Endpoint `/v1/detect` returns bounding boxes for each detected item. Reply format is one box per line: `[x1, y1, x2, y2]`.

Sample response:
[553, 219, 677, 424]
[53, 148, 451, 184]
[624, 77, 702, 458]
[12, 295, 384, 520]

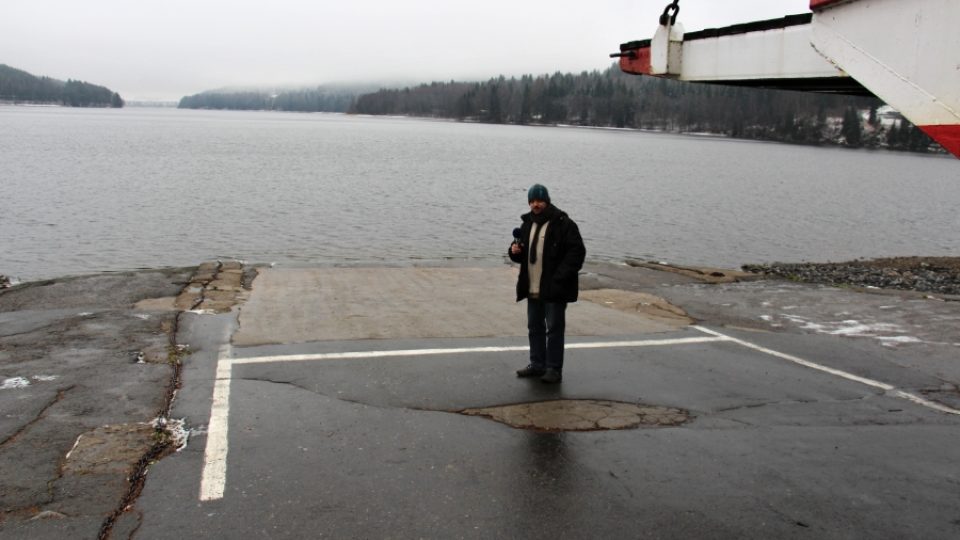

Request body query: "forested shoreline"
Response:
[350, 67, 938, 153]
[178, 84, 377, 113]
[0, 64, 123, 107]
[177, 65, 938, 153]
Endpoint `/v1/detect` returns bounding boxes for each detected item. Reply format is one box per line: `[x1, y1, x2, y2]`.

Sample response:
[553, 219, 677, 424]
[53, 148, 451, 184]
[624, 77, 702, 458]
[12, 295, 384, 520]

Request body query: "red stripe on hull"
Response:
[810, 0, 855, 10]
[919, 125, 960, 159]
[619, 46, 652, 75]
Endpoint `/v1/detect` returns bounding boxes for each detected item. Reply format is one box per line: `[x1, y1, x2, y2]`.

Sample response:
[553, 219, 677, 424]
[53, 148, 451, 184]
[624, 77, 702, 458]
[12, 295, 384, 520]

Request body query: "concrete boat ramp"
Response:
[2, 262, 959, 538]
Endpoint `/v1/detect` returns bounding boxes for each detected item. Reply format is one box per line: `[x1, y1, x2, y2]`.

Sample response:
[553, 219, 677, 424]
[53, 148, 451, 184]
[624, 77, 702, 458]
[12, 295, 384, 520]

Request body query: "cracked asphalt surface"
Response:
[0, 268, 192, 538]
[3, 262, 959, 539]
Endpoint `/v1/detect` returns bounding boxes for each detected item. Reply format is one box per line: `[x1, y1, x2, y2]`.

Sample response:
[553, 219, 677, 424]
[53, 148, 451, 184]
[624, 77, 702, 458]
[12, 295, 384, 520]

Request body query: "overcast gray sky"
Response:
[2, 1, 811, 101]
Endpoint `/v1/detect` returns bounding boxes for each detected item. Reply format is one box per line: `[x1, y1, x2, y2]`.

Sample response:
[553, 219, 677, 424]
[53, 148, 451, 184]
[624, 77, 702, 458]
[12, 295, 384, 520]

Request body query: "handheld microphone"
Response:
[512, 227, 523, 245]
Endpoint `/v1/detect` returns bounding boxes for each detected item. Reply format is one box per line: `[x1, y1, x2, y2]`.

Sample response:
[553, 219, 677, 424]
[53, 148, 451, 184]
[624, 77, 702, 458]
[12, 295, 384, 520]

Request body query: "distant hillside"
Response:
[178, 84, 381, 112]
[0, 64, 123, 107]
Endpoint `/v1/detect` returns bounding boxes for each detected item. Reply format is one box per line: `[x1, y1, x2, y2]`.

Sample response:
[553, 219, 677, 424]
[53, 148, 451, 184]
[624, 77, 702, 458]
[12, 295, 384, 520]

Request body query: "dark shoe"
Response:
[540, 369, 562, 383]
[516, 364, 546, 378]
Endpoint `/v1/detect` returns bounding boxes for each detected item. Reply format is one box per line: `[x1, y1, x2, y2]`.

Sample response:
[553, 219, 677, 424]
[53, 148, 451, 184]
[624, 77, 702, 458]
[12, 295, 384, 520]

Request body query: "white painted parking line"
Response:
[199, 329, 960, 501]
[199, 341, 234, 501]
[230, 336, 727, 366]
[198, 335, 726, 501]
[693, 325, 960, 417]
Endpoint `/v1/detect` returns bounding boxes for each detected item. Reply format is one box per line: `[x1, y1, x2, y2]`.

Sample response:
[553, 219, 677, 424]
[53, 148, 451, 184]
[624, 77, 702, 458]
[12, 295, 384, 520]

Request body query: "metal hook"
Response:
[659, 0, 680, 26]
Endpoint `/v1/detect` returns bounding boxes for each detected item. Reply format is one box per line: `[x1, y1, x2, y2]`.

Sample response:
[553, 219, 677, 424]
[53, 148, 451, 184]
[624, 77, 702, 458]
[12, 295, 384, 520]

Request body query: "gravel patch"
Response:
[742, 257, 960, 296]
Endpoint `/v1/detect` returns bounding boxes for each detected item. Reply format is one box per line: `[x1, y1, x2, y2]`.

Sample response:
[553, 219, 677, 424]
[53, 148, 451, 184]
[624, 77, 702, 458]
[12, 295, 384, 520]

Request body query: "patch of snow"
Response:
[29, 510, 66, 521]
[877, 336, 922, 344]
[186, 309, 215, 315]
[152, 417, 189, 451]
[796, 321, 829, 333]
[777, 314, 920, 345]
[65, 434, 83, 460]
[759, 315, 773, 322]
[133, 313, 151, 320]
[829, 322, 902, 336]
[78, 312, 93, 317]
[2, 377, 31, 389]
[32, 375, 57, 382]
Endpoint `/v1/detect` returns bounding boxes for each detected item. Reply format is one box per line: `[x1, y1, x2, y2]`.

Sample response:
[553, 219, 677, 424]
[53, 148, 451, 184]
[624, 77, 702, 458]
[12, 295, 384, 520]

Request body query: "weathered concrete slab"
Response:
[0, 267, 192, 537]
[173, 261, 250, 313]
[579, 288, 693, 325]
[233, 267, 686, 346]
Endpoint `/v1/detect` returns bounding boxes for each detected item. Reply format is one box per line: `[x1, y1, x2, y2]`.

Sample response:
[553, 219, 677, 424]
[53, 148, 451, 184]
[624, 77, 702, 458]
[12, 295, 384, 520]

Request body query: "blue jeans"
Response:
[527, 299, 567, 371]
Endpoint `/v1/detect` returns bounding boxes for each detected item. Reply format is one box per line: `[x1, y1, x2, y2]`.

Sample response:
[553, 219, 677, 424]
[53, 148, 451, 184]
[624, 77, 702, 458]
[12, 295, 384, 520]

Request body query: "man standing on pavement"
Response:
[508, 184, 586, 383]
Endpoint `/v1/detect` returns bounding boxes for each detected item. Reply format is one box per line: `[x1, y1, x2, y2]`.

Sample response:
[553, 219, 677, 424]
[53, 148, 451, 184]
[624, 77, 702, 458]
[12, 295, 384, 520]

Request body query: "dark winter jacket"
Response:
[508, 205, 586, 303]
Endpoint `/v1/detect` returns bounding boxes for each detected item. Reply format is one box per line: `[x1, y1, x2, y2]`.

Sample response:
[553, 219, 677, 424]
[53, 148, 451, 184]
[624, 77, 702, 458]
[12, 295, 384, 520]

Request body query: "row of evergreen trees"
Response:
[178, 85, 371, 112]
[350, 66, 938, 152]
[0, 64, 123, 107]
[838, 105, 934, 152]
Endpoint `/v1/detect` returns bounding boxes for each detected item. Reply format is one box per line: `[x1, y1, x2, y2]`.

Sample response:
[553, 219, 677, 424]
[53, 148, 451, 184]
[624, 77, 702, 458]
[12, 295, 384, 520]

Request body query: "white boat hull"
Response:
[616, 0, 960, 158]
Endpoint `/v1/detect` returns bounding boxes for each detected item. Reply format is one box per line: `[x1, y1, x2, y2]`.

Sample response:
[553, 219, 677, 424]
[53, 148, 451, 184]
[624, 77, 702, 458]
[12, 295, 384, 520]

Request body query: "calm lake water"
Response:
[2, 106, 958, 281]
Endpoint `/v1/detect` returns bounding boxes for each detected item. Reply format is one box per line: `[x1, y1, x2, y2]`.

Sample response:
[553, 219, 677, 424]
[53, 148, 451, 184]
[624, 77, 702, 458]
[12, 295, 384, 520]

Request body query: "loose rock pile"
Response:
[742, 257, 960, 296]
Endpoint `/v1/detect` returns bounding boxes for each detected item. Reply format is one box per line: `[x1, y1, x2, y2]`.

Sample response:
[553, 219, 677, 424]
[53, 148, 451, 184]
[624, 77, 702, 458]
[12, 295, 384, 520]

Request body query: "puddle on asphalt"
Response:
[461, 399, 691, 432]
